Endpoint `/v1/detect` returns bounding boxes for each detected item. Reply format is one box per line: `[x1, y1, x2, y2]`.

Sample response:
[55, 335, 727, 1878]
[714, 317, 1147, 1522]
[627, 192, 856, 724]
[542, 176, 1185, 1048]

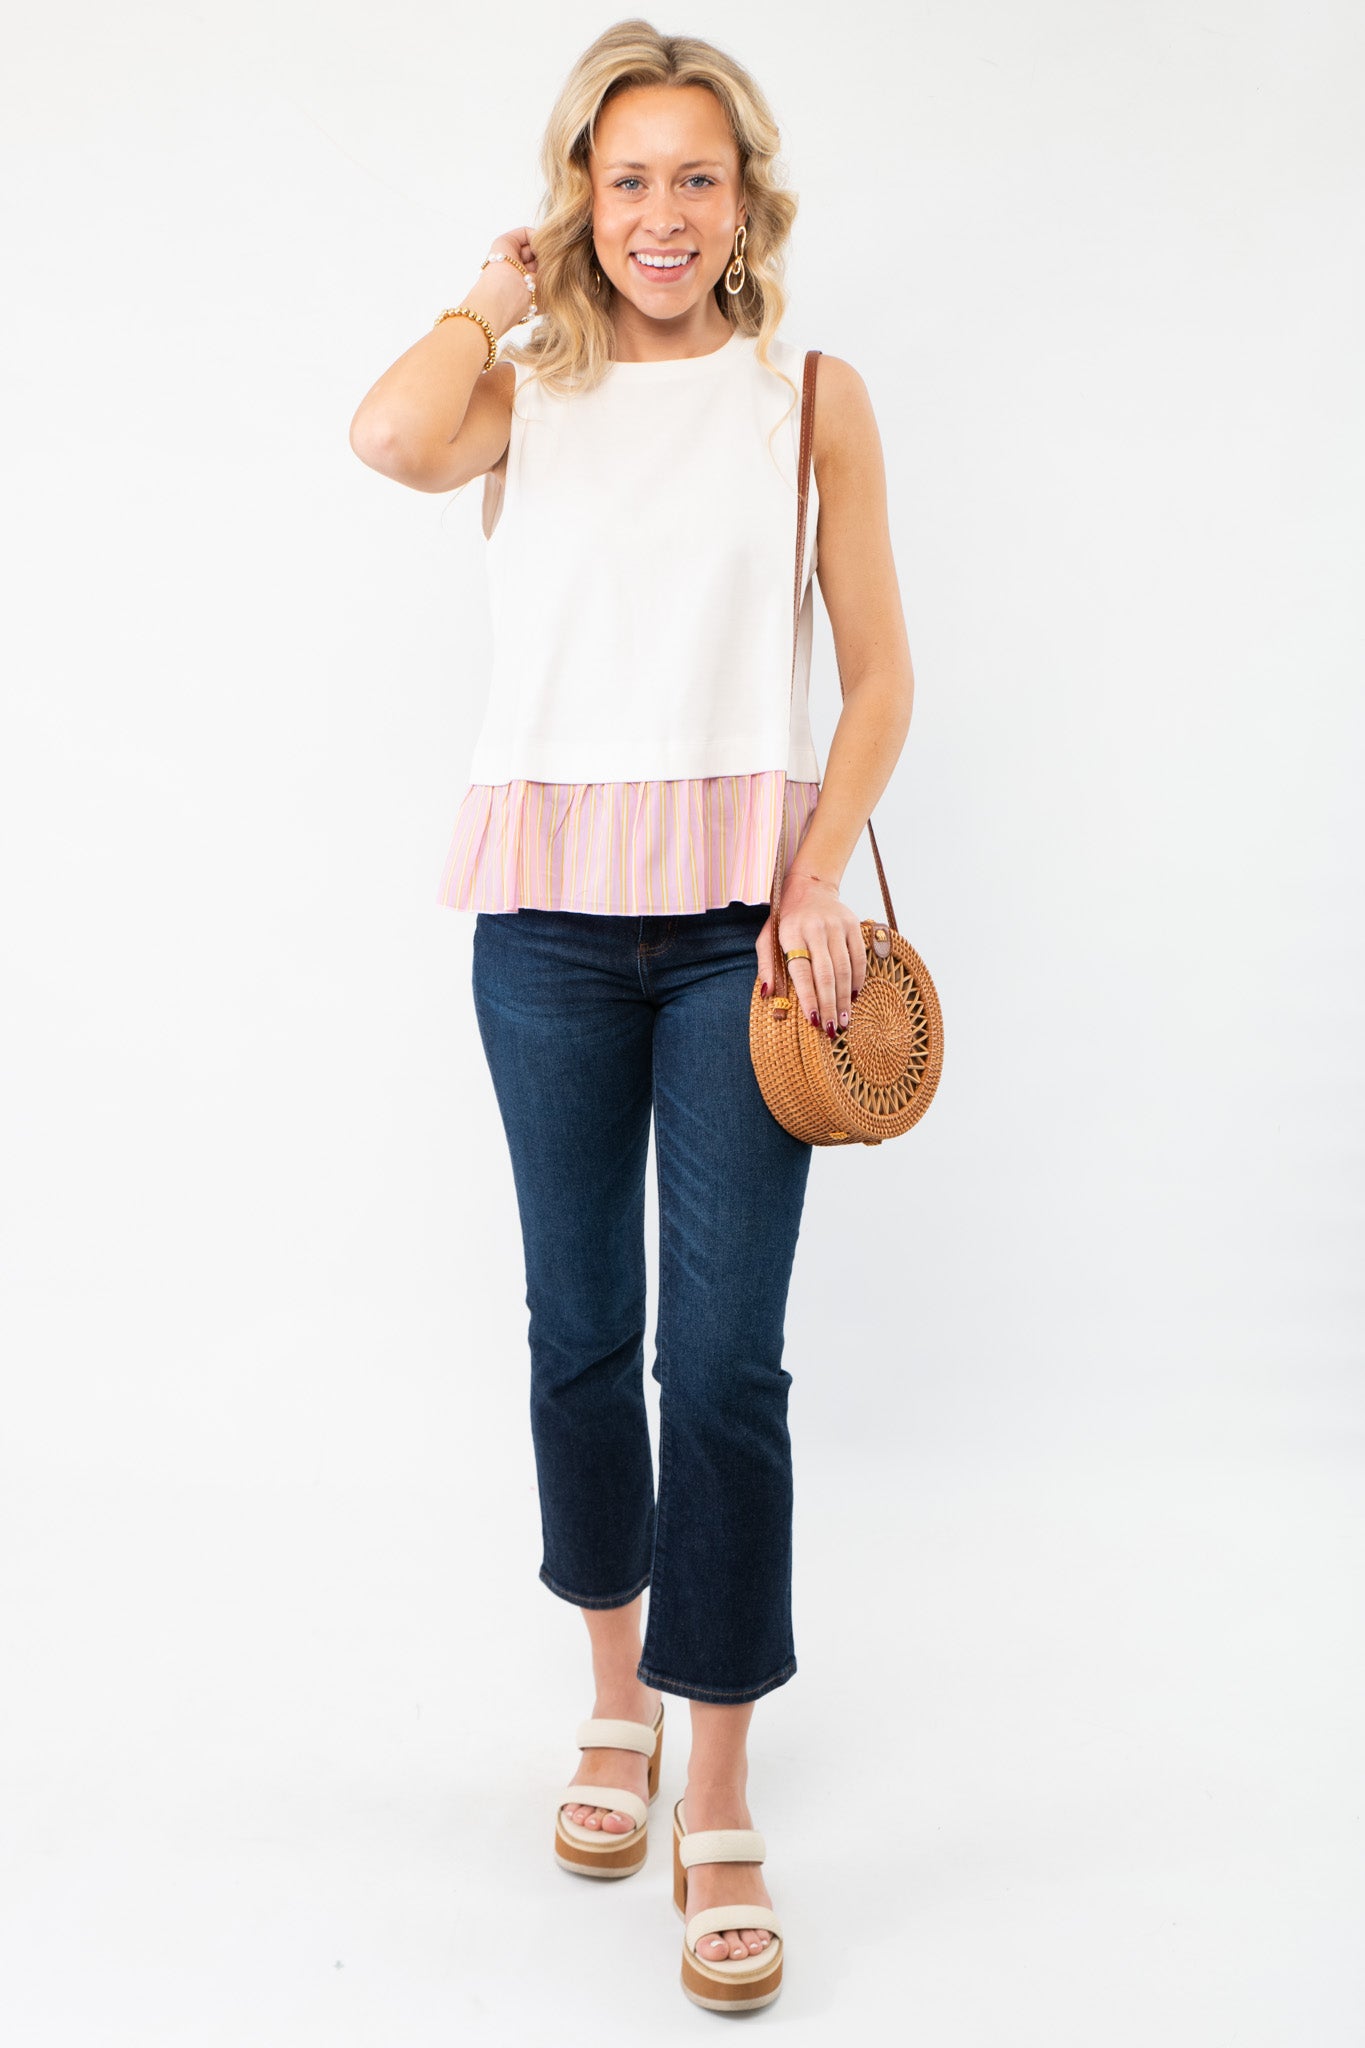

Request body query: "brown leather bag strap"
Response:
[768, 350, 897, 999]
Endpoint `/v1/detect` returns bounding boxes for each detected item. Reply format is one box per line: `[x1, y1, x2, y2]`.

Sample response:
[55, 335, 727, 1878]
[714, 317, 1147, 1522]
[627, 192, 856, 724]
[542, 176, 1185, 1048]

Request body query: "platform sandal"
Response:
[672, 1795, 784, 2012]
[552, 1699, 665, 1879]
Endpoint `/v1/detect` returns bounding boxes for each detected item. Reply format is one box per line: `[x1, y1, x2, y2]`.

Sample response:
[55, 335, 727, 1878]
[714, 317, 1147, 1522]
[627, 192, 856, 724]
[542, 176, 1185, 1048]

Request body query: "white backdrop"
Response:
[2, 2, 1361, 2042]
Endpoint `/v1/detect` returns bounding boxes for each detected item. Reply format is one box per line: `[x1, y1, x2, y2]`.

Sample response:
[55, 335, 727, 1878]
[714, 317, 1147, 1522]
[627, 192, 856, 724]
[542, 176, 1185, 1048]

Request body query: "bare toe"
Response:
[702, 1928, 747, 1960]
[740, 1928, 765, 1951]
[601, 1808, 634, 1834]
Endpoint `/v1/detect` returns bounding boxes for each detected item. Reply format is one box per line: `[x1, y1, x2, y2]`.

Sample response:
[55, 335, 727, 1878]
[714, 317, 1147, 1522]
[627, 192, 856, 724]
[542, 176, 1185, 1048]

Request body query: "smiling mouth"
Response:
[630, 251, 699, 276]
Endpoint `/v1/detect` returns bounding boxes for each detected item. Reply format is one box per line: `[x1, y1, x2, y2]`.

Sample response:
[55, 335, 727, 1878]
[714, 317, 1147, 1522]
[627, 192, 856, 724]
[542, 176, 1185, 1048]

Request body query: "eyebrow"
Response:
[603, 159, 727, 171]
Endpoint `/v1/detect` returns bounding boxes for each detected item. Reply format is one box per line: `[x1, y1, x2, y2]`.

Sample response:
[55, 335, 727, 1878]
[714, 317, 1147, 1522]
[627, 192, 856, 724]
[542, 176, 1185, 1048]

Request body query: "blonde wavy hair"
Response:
[500, 18, 801, 432]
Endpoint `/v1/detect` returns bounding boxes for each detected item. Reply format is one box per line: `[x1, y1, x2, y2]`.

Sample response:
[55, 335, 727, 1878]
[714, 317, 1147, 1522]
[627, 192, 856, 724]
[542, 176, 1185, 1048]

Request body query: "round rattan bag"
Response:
[750, 905, 944, 1147]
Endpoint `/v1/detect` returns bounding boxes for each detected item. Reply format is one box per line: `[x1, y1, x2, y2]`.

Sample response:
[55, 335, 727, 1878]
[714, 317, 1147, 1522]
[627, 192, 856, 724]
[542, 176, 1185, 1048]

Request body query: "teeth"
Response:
[634, 252, 693, 268]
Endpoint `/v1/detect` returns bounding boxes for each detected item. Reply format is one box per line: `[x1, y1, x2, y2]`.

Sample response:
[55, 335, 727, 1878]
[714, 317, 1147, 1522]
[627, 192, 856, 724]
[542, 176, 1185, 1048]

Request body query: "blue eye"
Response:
[614, 175, 716, 191]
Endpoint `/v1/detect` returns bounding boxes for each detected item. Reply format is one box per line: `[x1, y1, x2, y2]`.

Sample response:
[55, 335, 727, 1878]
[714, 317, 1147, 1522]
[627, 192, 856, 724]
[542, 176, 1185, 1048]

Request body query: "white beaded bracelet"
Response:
[481, 251, 538, 322]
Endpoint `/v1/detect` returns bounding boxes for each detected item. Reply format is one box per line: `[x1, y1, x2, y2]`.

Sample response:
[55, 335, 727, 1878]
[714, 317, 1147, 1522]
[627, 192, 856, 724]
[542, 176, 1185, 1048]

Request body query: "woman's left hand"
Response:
[755, 870, 866, 1039]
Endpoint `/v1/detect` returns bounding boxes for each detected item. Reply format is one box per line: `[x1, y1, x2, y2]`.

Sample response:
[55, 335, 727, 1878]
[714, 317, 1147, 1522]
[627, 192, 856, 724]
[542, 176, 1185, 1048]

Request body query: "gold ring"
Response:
[783, 947, 811, 963]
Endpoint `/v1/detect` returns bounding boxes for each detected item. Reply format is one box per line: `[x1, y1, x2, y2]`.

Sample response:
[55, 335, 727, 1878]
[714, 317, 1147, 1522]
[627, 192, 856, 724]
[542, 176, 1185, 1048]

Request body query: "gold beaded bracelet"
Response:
[433, 253, 538, 372]
[433, 305, 499, 372]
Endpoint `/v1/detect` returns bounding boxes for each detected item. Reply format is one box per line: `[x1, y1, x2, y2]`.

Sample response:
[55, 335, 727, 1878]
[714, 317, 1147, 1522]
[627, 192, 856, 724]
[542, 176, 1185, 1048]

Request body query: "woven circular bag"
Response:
[749, 347, 944, 1147]
[750, 914, 943, 1147]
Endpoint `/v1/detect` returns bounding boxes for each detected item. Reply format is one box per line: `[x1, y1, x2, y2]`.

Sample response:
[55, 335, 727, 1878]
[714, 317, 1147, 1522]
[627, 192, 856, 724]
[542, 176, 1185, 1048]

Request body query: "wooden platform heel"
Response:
[552, 1699, 665, 1879]
[672, 1795, 784, 2012]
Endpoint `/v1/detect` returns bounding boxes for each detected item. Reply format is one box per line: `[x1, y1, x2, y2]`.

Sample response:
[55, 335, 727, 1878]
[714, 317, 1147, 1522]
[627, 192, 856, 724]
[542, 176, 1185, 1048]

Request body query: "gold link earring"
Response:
[724, 222, 747, 297]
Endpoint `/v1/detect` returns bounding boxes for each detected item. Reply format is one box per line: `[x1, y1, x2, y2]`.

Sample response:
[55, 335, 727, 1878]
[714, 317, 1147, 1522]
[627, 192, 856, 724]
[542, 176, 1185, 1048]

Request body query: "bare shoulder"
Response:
[808, 353, 882, 489]
[487, 355, 517, 405]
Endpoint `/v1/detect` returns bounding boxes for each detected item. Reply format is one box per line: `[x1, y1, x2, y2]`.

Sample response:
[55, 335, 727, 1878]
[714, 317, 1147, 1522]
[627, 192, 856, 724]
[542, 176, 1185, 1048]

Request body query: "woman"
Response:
[349, 19, 914, 2014]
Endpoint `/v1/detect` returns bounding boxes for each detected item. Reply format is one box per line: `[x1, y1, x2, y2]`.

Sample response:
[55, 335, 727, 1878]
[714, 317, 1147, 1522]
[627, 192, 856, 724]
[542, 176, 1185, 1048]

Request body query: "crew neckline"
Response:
[608, 328, 744, 373]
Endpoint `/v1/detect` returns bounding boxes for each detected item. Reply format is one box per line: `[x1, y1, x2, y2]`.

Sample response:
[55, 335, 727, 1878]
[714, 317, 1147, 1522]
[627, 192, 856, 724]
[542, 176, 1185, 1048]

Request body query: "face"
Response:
[588, 83, 746, 332]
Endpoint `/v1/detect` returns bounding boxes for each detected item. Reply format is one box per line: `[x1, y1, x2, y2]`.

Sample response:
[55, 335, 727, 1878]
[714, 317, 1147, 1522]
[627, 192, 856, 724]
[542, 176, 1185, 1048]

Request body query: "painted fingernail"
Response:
[761, 981, 768, 997]
[839, 1010, 848, 1027]
[827, 1021, 835, 1038]
[809, 1010, 819, 1027]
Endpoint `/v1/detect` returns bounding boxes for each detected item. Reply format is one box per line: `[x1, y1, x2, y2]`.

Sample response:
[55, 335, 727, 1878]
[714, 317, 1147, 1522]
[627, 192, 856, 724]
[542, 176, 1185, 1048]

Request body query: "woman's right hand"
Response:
[475, 226, 540, 335]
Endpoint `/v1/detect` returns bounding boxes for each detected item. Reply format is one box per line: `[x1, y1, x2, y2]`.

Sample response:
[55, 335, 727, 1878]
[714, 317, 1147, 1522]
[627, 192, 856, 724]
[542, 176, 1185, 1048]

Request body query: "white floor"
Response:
[3, 1413, 1360, 2046]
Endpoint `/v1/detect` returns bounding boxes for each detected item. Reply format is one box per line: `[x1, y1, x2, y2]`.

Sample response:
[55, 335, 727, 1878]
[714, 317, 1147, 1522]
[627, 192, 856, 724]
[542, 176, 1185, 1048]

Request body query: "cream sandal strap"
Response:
[574, 1717, 658, 1756]
[678, 1827, 766, 1868]
[686, 1905, 784, 1949]
[557, 1784, 648, 1829]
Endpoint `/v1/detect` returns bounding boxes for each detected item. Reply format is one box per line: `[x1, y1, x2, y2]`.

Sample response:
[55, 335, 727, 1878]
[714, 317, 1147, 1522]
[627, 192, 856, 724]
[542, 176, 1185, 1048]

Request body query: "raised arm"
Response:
[348, 229, 538, 494]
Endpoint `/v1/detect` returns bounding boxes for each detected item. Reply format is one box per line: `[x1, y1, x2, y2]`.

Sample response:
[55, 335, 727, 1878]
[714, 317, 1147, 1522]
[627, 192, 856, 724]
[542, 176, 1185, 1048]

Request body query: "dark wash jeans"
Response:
[471, 900, 814, 1704]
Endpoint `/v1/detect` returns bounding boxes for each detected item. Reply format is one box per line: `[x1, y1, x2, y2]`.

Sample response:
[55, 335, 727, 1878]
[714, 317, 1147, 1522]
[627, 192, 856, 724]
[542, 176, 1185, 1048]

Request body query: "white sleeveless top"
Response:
[468, 328, 821, 785]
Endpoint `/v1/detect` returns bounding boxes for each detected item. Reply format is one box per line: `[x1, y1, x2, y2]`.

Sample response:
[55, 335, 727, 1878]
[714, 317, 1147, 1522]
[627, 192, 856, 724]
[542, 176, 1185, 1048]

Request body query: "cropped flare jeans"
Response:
[471, 900, 814, 1704]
